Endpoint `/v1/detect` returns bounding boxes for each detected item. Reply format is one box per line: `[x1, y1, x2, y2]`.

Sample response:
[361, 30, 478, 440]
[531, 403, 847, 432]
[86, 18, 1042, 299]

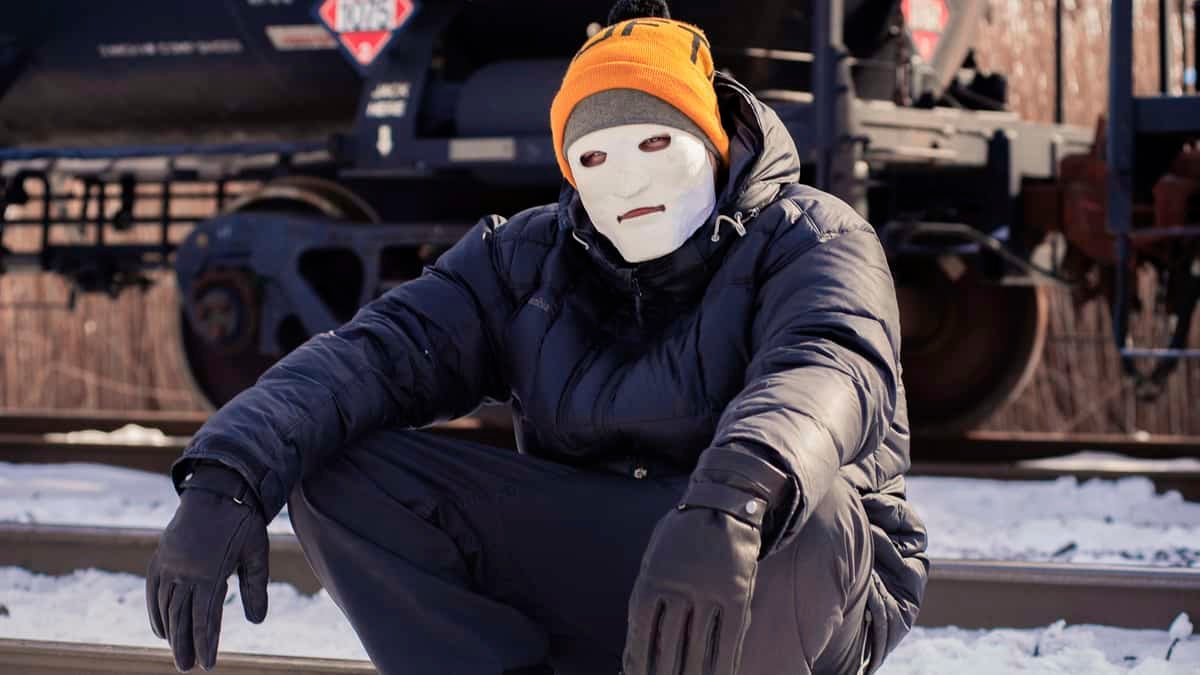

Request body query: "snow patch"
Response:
[0, 567, 1196, 673]
[0, 462, 294, 534]
[880, 622, 1200, 674]
[907, 475, 1200, 566]
[43, 424, 182, 446]
[1022, 451, 1200, 472]
[0, 567, 367, 660]
[2, 462, 1198, 564]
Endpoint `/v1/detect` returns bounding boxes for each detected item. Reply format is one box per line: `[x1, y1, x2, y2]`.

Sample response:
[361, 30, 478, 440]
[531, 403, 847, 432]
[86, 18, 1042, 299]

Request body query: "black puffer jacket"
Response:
[175, 73, 928, 663]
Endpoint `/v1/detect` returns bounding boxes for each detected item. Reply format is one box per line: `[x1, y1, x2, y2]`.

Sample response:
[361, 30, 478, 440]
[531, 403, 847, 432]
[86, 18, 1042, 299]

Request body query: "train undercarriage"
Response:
[2, 0, 1198, 435]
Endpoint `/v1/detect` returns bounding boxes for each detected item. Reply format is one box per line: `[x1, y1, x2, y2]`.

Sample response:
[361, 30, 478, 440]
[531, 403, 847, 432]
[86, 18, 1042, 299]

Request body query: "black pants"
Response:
[288, 430, 873, 675]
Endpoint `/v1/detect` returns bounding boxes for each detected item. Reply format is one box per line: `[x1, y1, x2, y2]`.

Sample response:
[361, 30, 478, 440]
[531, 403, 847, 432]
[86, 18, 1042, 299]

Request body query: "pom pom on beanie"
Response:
[607, 0, 670, 24]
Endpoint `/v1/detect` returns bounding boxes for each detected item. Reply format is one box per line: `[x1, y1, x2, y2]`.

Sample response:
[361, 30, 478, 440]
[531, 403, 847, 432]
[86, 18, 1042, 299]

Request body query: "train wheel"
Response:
[897, 263, 1049, 434]
[176, 176, 376, 410]
[176, 266, 277, 410]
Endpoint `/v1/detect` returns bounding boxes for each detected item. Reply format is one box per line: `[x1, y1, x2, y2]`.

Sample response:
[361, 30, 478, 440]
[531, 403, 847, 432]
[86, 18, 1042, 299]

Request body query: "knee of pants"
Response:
[284, 458, 385, 552]
[286, 476, 330, 550]
[744, 478, 872, 674]
[789, 477, 874, 603]
[283, 431, 428, 538]
[286, 450, 490, 585]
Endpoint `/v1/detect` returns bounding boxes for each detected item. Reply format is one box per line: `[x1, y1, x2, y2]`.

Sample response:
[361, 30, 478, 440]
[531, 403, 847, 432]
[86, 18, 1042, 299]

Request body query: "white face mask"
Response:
[567, 123, 716, 263]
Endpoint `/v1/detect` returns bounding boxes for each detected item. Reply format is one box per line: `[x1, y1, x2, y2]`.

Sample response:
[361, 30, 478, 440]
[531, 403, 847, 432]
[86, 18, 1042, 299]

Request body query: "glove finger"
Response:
[237, 547, 269, 624]
[168, 584, 196, 672]
[698, 606, 730, 675]
[193, 581, 226, 671]
[654, 599, 693, 675]
[146, 560, 165, 640]
[712, 602, 753, 675]
[158, 580, 176, 643]
[623, 593, 659, 675]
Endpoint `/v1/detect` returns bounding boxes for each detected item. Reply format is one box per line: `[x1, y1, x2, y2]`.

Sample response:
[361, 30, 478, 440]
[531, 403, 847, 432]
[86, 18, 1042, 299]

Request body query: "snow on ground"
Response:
[0, 567, 1197, 674]
[0, 462, 295, 534]
[907, 475, 1200, 566]
[881, 622, 1199, 674]
[3, 460, 1199, 564]
[1021, 451, 1200, 472]
[42, 424, 183, 447]
[2, 438, 1200, 672]
[0, 567, 367, 660]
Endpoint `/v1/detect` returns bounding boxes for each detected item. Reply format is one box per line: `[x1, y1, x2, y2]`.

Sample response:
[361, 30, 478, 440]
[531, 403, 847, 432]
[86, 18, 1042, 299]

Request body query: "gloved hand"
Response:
[147, 462, 270, 672]
[622, 448, 793, 675]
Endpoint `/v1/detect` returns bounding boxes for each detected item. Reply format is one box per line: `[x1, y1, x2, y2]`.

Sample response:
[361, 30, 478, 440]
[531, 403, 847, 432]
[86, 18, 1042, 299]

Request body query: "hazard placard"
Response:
[315, 0, 417, 70]
[902, 0, 949, 63]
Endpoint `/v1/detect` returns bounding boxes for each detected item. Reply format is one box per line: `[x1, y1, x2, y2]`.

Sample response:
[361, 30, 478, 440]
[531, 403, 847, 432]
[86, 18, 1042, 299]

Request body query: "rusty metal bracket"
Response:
[881, 219, 1078, 286]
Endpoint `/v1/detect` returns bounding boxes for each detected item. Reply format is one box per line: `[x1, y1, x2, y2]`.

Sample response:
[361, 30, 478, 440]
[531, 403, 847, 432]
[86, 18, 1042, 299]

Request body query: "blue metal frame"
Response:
[0, 140, 327, 162]
[1106, 0, 1200, 393]
[176, 211, 468, 355]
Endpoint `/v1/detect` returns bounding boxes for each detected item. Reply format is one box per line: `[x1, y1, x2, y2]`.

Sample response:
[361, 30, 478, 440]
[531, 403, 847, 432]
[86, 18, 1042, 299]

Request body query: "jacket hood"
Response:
[557, 73, 803, 299]
[713, 71, 803, 214]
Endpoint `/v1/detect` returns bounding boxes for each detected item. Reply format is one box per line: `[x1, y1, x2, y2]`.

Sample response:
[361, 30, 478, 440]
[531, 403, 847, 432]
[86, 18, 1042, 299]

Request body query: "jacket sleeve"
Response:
[172, 218, 512, 518]
[710, 200, 902, 555]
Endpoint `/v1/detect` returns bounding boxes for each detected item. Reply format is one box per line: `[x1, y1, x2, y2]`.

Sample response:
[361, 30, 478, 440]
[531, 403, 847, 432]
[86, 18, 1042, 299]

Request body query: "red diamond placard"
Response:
[316, 0, 416, 68]
[902, 0, 950, 63]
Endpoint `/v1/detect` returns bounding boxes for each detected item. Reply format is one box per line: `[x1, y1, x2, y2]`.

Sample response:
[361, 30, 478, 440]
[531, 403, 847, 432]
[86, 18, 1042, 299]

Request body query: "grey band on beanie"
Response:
[562, 88, 721, 159]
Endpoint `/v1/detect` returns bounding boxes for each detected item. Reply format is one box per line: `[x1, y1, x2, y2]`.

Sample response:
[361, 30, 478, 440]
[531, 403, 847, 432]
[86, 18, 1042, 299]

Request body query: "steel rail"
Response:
[0, 523, 1196, 630]
[3, 434, 1197, 500]
[0, 410, 209, 436]
[0, 523, 321, 593]
[0, 638, 374, 674]
[3, 410, 1197, 460]
[2, 411, 1198, 454]
[924, 558, 1200, 629]
[0, 410, 512, 441]
[0, 433, 189, 474]
[0, 421, 517, 475]
[912, 430, 1200, 462]
[910, 461, 1200, 500]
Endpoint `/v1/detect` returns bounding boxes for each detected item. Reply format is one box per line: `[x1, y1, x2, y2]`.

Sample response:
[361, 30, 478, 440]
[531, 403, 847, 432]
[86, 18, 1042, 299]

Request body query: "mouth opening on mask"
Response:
[617, 205, 667, 222]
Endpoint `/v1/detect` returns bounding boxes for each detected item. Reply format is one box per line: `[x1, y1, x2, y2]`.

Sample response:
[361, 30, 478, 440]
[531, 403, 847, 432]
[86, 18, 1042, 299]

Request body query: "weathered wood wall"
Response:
[1, 0, 1198, 432]
[1, 186, 212, 411]
[973, 0, 1200, 433]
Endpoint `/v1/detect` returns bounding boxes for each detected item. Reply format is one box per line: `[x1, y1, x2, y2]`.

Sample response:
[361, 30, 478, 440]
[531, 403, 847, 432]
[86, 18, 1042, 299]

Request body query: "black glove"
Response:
[147, 462, 270, 672]
[623, 448, 792, 675]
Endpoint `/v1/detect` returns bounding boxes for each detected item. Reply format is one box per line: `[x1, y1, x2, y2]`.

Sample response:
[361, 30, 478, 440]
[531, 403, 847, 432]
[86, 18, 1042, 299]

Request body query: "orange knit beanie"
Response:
[550, 7, 730, 186]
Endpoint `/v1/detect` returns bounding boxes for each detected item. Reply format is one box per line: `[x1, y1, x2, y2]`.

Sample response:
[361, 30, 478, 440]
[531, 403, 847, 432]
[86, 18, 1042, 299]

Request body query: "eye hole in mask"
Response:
[577, 134, 672, 168]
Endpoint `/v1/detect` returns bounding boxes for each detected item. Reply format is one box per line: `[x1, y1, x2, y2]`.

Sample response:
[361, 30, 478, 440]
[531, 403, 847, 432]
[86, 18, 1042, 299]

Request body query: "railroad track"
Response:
[0, 523, 320, 593]
[0, 413, 516, 474]
[1, 522, 1196, 631]
[4, 412, 1196, 671]
[2, 409, 1198, 459]
[2, 435, 1196, 498]
[912, 430, 1200, 462]
[2, 414, 1197, 497]
[0, 638, 374, 674]
[911, 460, 1200, 500]
[4, 551, 1198, 674]
[0, 410, 211, 437]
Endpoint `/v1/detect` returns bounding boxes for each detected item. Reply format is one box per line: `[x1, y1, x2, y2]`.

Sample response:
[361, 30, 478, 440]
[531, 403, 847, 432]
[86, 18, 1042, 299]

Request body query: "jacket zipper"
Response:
[631, 275, 644, 327]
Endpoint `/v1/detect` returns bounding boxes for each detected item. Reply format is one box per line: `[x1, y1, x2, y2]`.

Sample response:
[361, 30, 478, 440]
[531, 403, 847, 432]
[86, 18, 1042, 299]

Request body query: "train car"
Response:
[1, 0, 1197, 434]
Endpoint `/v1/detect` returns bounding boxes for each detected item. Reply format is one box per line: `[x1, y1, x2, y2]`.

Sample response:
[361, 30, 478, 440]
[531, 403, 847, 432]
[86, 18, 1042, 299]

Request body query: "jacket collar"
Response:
[557, 73, 802, 297]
